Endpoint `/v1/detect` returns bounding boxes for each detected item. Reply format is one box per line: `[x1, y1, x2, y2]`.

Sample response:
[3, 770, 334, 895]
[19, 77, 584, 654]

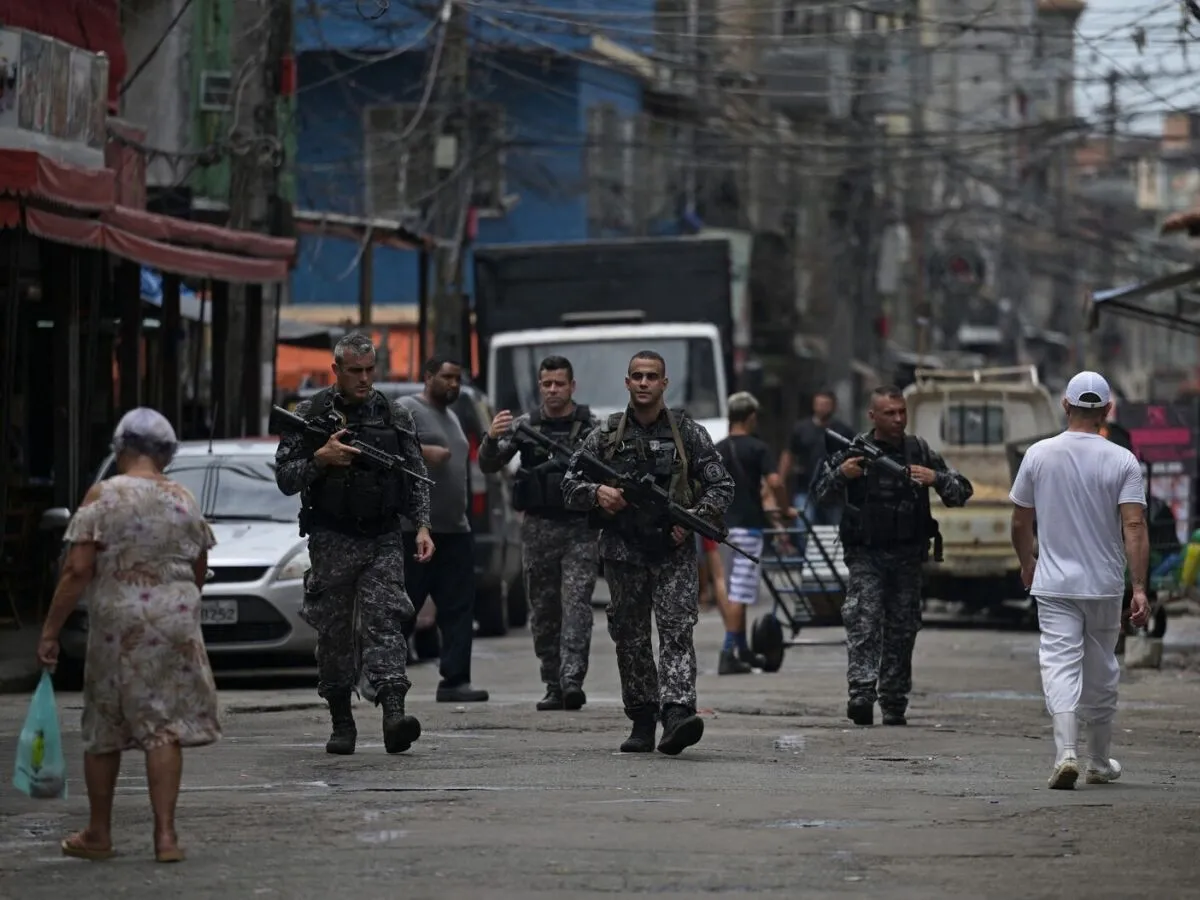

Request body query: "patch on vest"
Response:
[702, 461, 726, 483]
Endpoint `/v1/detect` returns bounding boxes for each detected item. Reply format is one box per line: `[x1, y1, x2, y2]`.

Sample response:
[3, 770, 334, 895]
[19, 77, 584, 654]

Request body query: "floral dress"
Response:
[64, 475, 222, 754]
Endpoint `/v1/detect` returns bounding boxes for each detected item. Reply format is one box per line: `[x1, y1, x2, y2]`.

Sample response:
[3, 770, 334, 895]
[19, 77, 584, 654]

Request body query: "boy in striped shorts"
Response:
[714, 393, 795, 674]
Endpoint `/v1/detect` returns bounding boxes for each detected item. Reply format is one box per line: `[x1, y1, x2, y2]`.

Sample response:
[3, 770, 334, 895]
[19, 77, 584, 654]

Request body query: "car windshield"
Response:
[165, 455, 300, 523]
[493, 337, 722, 418]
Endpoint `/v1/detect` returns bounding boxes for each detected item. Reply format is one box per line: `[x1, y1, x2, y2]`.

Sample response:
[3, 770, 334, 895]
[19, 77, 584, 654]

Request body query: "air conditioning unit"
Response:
[199, 70, 233, 112]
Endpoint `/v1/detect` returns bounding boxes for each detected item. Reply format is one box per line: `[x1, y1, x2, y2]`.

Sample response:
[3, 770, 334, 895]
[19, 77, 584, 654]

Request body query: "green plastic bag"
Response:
[12, 670, 68, 800]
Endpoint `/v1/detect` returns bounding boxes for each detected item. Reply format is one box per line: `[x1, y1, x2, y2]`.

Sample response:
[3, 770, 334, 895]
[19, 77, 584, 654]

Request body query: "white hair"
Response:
[728, 391, 759, 421]
[112, 407, 178, 467]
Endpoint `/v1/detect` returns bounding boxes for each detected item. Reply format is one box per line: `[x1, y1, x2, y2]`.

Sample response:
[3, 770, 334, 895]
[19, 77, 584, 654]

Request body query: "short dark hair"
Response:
[872, 384, 904, 401]
[423, 355, 461, 377]
[539, 355, 573, 381]
[628, 350, 665, 375]
[813, 388, 836, 404]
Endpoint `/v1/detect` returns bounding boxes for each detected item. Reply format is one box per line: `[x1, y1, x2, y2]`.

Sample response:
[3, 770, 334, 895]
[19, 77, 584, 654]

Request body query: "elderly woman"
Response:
[38, 407, 221, 864]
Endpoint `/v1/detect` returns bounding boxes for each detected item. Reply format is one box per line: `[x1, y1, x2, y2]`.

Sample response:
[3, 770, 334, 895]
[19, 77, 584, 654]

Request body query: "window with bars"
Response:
[941, 403, 1006, 446]
[586, 107, 696, 235]
[362, 103, 506, 219]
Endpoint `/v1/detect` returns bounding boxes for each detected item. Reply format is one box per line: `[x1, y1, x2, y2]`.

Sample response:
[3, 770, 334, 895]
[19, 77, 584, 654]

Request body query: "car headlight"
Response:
[273, 545, 311, 583]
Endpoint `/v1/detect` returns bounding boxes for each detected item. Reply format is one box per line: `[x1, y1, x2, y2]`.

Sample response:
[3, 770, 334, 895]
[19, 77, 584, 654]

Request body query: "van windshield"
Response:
[493, 337, 722, 418]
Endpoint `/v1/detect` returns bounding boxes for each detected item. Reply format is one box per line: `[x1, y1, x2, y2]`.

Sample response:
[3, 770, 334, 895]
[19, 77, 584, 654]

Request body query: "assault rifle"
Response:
[514, 422, 759, 564]
[825, 429, 944, 562]
[825, 429, 912, 482]
[269, 405, 435, 486]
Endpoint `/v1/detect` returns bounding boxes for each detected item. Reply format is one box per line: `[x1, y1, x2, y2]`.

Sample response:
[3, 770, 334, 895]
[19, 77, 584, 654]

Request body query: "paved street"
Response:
[3, 611, 1200, 899]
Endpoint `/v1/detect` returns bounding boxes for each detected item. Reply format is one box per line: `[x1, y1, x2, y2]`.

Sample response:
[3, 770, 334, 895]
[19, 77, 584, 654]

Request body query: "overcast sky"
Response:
[1074, 0, 1198, 134]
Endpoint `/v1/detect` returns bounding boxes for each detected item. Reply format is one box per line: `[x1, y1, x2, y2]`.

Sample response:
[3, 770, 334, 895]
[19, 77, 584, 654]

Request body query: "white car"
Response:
[51, 438, 317, 683]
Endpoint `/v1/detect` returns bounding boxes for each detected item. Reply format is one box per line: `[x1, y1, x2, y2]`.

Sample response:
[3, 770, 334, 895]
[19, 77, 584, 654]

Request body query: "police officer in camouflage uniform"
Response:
[275, 333, 434, 756]
[479, 355, 600, 712]
[811, 384, 973, 727]
[562, 350, 735, 756]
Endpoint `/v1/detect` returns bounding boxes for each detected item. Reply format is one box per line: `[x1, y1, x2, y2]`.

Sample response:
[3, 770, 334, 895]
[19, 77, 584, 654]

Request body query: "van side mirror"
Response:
[40, 508, 71, 531]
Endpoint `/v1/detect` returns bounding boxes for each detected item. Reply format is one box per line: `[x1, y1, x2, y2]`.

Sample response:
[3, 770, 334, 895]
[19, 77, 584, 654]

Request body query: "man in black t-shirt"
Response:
[714, 392, 795, 675]
[778, 390, 855, 527]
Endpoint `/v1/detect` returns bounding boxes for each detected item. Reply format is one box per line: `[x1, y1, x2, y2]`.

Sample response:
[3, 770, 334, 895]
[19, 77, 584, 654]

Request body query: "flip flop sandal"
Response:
[155, 847, 186, 863]
[61, 837, 115, 861]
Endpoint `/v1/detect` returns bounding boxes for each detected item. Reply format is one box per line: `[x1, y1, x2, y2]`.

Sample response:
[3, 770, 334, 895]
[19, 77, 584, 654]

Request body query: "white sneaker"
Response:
[1085, 758, 1123, 784]
[1048, 754, 1080, 790]
[1048, 712, 1080, 789]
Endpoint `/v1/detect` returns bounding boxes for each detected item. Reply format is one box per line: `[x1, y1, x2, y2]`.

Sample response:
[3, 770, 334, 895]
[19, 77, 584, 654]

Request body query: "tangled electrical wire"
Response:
[357, 0, 389, 19]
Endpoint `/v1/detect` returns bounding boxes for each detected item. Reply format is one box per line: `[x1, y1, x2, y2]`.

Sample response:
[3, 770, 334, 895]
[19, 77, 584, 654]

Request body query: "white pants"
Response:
[1036, 595, 1122, 725]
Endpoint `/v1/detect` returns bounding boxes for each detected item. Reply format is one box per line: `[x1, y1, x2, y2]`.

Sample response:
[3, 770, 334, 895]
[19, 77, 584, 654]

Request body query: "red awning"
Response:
[0, 197, 21, 228]
[104, 206, 294, 260]
[0, 149, 115, 210]
[0, 149, 296, 282]
[0, 0, 128, 109]
[26, 207, 291, 283]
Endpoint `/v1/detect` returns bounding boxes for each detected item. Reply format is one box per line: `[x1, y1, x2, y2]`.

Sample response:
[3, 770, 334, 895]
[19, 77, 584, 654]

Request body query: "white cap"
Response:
[1064, 371, 1112, 409]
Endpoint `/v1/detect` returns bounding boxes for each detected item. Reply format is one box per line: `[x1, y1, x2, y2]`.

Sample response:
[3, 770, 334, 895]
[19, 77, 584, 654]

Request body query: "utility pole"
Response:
[429, 0, 473, 365]
[908, 0, 930, 361]
[1087, 69, 1120, 369]
[228, 0, 288, 435]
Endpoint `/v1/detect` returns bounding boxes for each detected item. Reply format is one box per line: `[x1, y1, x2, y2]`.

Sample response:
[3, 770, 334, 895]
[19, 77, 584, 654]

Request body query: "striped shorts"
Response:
[721, 527, 765, 606]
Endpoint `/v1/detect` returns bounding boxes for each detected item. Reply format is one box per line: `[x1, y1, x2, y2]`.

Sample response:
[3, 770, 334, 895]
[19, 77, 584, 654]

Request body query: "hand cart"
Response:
[750, 514, 850, 672]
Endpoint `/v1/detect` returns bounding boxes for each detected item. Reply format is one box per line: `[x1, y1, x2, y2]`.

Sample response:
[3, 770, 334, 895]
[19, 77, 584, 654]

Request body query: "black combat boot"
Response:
[537, 685, 564, 711]
[620, 710, 657, 753]
[846, 700, 874, 726]
[657, 704, 705, 756]
[562, 685, 586, 711]
[378, 686, 422, 754]
[881, 704, 907, 726]
[718, 650, 753, 675]
[325, 693, 357, 756]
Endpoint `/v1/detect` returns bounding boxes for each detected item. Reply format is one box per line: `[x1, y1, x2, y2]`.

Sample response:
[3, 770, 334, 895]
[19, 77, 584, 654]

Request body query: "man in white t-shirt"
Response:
[1009, 371, 1150, 790]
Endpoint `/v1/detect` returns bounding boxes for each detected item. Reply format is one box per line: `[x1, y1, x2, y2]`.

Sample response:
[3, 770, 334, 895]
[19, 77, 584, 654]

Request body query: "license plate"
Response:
[201, 600, 238, 625]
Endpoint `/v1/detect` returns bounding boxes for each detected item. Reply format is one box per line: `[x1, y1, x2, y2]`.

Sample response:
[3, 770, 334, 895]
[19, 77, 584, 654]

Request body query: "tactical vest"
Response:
[593, 408, 701, 555]
[512, 405, 593, 517]
[302, 388, 410, 536]
[839, 433, 935, 553]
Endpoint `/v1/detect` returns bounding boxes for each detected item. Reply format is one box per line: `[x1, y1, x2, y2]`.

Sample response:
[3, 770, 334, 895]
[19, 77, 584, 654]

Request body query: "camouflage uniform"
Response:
[275, 387, 431, 754]
[479, 408, 600, 710]
[812, 433, 972, 726]
[562, 407, 734, 754]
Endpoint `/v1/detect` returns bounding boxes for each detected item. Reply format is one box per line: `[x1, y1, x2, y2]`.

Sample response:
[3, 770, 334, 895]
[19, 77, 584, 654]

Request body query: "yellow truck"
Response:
[903, 366, 1061, 620]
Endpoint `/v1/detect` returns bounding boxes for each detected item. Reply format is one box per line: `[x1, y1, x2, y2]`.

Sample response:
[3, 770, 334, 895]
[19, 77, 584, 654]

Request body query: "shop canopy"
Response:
[0, 149, 295, 283]
[1089, 207, 1200, 334]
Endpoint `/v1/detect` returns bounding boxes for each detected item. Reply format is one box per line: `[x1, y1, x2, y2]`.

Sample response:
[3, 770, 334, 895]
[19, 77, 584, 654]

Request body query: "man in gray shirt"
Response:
[398, 357, 490, 703]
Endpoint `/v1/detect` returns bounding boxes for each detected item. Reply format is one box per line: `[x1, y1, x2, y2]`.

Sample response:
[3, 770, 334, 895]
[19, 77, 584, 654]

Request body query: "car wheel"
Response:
[475, 583, 508, 637]
[507, 574, 528, 629]
[412, 626, 441, 661]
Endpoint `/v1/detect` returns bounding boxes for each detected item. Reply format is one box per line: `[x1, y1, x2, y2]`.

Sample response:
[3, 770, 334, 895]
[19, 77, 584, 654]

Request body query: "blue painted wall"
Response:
[291, 48, 646, 307]
[294, 0, 656, 56]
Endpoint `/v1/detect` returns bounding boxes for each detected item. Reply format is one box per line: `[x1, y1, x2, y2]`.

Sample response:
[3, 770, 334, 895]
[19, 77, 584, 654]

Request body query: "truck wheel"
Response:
[506, 574, 528, 629]
[475, 583, 508, 637]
